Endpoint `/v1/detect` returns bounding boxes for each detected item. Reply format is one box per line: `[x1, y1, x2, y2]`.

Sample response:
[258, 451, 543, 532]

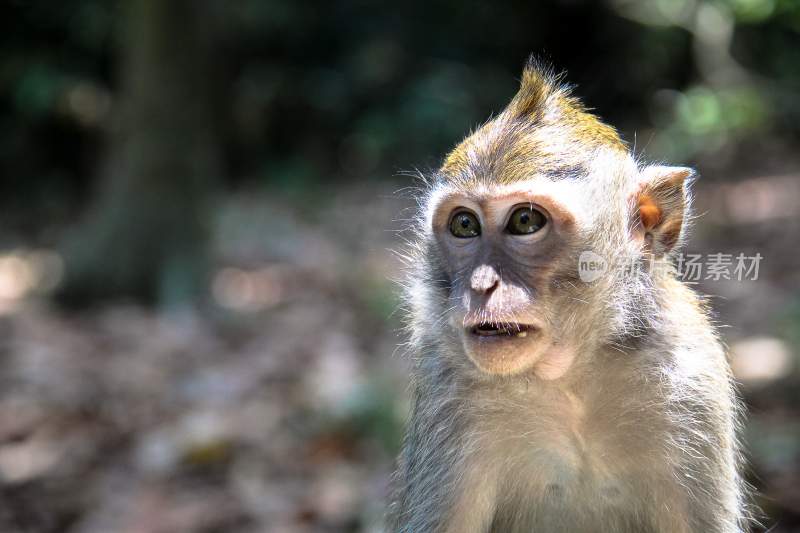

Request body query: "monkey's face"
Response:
[416, 64, 692, 379]
[430, 178, 588, 378]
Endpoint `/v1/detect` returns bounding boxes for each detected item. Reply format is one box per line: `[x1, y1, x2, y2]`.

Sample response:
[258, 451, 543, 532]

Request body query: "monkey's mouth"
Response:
[471, 322, 532, 338]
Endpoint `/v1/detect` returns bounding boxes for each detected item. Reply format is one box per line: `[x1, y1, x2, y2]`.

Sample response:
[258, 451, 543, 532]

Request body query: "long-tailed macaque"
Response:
[387, 60, 750, 532]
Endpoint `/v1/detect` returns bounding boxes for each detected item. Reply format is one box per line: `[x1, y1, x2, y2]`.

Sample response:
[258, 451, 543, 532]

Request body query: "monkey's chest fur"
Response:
[455, 375, 677, 532]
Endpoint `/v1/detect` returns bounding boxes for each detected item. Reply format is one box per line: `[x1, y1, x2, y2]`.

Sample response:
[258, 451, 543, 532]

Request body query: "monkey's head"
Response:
[408, 60, 694, 379]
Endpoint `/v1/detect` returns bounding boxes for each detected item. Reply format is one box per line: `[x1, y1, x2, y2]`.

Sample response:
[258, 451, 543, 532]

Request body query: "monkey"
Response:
[387, 59, 751, 533]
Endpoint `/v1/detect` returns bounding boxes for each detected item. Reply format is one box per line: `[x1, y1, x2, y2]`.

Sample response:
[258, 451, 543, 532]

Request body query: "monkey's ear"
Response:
[632, 166, 694, 255]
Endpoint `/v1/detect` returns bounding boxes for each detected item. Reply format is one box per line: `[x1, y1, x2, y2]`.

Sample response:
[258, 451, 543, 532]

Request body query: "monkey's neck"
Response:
[418, 332, 665, 409]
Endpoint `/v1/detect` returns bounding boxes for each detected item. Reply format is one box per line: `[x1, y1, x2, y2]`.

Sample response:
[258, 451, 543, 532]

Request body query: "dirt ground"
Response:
[0, 177, 798, 532]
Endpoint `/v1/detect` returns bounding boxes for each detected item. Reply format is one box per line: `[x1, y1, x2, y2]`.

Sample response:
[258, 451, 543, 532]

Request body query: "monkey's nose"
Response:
[470, 264, 500, 295]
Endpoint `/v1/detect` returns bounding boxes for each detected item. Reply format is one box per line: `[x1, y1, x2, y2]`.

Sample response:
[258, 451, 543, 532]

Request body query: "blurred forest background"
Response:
[1, 0, 799, 531]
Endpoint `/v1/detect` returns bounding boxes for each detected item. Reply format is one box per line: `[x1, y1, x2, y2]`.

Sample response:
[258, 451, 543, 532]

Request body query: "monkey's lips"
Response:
[462, 321, 547, 376]
[470, 322, 533, 338]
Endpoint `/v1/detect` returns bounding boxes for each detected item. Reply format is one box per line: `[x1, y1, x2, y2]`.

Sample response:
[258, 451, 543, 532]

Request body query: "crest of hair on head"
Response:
[506, 57, 626, 152]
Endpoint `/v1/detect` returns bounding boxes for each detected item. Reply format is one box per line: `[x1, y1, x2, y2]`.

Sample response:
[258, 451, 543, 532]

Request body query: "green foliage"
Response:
[651, 85, 769, 159]
[1, 0, 799, 293]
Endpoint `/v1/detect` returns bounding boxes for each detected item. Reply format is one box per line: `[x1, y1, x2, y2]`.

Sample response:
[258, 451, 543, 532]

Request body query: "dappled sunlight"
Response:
[212, 266, 287, 313]
[0, 249, 63, 313]
[731, 336, 793, 386]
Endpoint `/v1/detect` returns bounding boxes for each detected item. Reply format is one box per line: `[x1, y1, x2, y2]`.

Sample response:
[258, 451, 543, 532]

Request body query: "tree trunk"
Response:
[59, 0, 222, 308]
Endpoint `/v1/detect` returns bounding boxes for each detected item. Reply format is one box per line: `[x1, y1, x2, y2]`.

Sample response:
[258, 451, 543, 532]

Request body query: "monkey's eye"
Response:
[507, 206, 546, 235]
[449, 210, 481, 238]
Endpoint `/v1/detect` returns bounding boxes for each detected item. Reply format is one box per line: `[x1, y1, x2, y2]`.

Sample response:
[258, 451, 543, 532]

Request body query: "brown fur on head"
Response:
[441, 58, 627, 188]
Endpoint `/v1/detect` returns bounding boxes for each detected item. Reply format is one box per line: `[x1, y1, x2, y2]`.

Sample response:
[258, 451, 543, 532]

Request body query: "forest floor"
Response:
[0, 178, 798, 532]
